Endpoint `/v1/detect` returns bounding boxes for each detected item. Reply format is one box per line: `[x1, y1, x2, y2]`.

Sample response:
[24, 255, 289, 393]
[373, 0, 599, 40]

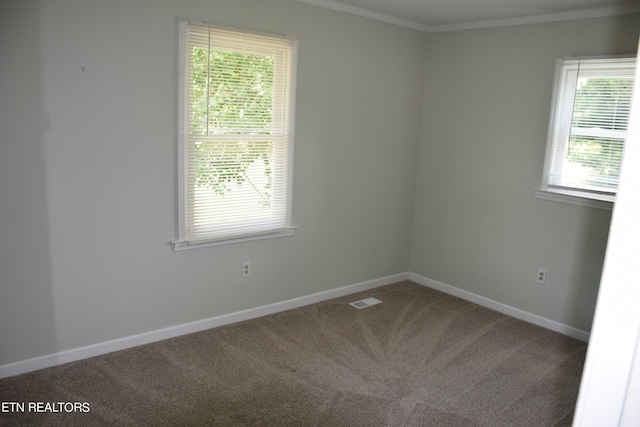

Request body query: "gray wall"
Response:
[410, 14, 640, 332]
[0, 0, 427, 365]
[1, 0, 639, 367]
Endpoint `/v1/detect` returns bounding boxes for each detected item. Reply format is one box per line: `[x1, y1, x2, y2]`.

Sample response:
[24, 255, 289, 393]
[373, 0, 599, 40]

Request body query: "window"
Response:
[174, 22, 297, 250]
[537, 56, 636, 209]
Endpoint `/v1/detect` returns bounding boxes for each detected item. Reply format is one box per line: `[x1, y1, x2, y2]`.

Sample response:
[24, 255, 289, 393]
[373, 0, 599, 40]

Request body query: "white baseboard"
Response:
[408, 272, 590, 342]
[0, 271, 589, 378]
[0, 272, 409, 379]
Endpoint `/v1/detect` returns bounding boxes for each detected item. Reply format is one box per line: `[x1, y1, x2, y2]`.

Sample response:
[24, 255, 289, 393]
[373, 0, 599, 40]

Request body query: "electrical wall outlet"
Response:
[537, 268, 546, 284]
[242, 261, 251, 277]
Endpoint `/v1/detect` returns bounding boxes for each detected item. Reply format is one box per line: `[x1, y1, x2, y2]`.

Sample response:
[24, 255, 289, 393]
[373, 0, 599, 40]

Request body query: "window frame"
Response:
[173, 21, 298, 251]
[536, 55, 636, 211]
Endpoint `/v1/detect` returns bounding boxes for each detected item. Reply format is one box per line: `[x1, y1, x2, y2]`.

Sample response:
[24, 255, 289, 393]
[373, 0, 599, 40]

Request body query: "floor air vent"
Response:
[349, 297, 382, 309]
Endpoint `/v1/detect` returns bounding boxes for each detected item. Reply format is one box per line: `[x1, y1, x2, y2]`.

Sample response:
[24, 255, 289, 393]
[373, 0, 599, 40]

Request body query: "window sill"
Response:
[172, 227, 297, 251]
[534, 189, 614, 211]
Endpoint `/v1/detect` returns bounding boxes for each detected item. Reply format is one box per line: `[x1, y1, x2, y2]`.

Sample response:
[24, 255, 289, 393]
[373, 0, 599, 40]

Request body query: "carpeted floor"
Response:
[0, 281, 587, 426]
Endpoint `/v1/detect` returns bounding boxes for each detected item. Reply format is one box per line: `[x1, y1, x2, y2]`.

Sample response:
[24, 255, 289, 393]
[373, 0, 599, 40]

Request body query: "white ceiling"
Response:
[297, 0, 640, 31]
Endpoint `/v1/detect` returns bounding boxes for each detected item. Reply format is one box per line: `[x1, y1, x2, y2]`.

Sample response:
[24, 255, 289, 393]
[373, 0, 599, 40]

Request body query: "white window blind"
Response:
[542, 56, 636, 203]
[175, 22, 297, 250]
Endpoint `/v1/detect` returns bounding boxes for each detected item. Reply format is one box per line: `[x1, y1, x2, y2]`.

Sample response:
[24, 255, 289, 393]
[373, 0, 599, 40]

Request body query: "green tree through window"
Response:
[191, 48, 275, 207]
[567, 77, 633, 189]
[176, 22, 295, 248]
[540, 56, 636, 204]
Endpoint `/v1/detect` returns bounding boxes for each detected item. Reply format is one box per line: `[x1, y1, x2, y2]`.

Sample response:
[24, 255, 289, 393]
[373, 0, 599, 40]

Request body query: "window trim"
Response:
[173, 227, 297, 251]
[173, 20, 298, 251]
[537, 54, 636, 210]
[534, 189, 613, 211]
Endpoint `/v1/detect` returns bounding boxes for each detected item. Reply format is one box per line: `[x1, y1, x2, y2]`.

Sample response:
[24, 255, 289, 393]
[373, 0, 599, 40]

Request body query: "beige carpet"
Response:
[0, 281, 587, 426]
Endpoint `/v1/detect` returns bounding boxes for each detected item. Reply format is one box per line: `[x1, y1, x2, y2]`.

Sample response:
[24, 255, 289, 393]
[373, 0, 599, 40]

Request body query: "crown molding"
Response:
[295, 0, 640, 33]
[429, 5, 640, 32]
[295, 0, 431, 32]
